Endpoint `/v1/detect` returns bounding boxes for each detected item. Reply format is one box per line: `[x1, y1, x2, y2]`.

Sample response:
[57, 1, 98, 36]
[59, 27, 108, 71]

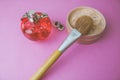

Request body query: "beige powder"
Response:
[67, 7, 106, 44]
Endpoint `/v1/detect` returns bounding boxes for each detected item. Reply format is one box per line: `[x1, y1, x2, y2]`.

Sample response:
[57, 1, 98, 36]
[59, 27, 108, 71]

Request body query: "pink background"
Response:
[0, 0, 120, 80]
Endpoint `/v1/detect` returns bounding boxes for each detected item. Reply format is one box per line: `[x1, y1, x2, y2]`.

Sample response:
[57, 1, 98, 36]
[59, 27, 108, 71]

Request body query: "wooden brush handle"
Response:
[31, 50, 62, 80]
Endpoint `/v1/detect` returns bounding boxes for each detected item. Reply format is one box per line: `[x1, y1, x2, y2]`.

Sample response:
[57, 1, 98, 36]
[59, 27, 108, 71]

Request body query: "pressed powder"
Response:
[66, 7, 106, 44]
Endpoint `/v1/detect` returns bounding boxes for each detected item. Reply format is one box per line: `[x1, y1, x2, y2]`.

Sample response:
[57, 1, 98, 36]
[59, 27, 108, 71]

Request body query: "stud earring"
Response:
[54, 21, 64, 31]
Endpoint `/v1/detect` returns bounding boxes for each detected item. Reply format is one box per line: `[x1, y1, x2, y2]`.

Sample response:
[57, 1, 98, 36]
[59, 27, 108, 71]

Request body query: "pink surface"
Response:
[0, 0, 120, 80]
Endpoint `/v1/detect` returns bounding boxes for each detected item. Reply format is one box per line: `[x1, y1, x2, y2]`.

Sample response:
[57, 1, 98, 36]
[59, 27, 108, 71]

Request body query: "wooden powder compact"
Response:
[67, 6, 106, 44]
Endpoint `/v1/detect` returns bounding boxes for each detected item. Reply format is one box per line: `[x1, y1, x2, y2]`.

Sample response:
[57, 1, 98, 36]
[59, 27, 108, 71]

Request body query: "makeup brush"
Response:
[31, 16, 93, 80]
